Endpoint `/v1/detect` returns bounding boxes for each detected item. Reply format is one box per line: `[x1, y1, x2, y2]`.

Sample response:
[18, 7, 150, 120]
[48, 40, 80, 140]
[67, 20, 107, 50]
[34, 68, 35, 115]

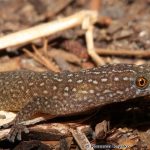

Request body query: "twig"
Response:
[23, 46, 59, 72]
[42, 38, 48, 55]
[96, 48, 150, 58]
[83, 15, 105, 65]
[70, 128, 94, 150]
[0, 9, 105, 65]
[0, 10, 98, 50]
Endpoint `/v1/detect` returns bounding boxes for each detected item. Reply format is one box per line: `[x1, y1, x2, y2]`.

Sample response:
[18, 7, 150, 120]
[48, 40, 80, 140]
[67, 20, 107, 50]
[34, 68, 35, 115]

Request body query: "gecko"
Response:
[0, 63, 150, 142]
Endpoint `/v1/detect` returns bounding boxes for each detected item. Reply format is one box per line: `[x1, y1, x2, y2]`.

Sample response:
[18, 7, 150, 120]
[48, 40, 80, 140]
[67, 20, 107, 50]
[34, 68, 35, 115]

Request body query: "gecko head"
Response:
[131, 64, 150, 96]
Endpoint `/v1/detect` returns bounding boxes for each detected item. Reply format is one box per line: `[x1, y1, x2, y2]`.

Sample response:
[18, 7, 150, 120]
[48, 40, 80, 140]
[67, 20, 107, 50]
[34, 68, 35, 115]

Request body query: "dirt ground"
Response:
[0, 0, 150, 149]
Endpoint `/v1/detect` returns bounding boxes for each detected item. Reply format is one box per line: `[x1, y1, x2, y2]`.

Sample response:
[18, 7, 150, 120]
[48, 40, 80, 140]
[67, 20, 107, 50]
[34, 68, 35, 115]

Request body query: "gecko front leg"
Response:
[2, 97, 56, 142]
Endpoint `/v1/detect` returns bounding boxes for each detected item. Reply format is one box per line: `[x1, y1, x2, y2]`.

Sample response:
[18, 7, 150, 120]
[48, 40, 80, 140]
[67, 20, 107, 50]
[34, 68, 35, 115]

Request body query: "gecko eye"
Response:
[136, 77, 148, 88]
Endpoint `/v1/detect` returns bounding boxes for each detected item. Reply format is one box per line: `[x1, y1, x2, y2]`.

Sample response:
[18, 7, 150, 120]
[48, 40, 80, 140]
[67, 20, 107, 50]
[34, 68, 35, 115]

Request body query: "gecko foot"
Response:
[0, 121, 14, 129]
[7, 124, 29, 142]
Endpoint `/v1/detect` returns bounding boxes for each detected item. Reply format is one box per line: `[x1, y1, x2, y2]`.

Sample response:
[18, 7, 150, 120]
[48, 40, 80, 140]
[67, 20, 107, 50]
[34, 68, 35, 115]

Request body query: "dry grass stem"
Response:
[0, 10, 98, 50]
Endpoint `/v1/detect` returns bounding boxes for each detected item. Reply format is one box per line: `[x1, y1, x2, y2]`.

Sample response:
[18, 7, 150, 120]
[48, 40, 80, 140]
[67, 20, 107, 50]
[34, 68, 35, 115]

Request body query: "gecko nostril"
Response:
[136, 77, 148, 89]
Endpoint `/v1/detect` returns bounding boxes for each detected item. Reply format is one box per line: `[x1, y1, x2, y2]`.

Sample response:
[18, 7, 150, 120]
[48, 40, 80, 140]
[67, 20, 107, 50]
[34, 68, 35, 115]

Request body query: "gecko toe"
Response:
[3, 121, 13, 128]
[0, 121, 13, 129]
[7, 124, 29, 142]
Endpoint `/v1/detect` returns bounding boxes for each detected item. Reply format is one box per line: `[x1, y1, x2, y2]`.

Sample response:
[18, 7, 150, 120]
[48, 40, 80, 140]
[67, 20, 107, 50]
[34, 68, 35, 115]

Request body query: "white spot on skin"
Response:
[58, 79, 63, 82]
[112, 69, 116, 72]
[68, 74, 73, 77]
[136, 89, 141, 95]
[43, 90, 48, 94]
[53, 96, 58, 99]
[93, 72, 100, 75]
[64, 87, 69, 91]
[47, 105, 51, 108]
[93, 68, 97, 71]
[77, 80, 83, 83]
[68, 79, 72, 82]
[64, 92, 69, 96]
[62, 100, 67, 104]
[130, 86, 134, 90]
[102, 71, 106, 73]
[36, 100, 40, 105]
[43, 75, 48, 79]
[109, 94, 113, 97]
[114, 77, 119, 81]
[18, 81, 23, 84]
[96, 93, 100, 96]
[54, 78, 63, 82]
[86, 72, 92, 75]
[116, 90, 123, 95]
[139, 65, 144, 69]
[12, 94, 17, 98]
[103, 89, 111, 93]
[123, 77, 129, 81]
[81, 69, 86, 73]
[101, 78, 108, 82]
[88, 79, 93, 82]
[93, 80, 98, 84]
[53, 86, 57, 90]
[127, 64, 132, 67]
[26, 89, 29, 94]
[100, 96, 104, 100]
[21, 86, 25, 90]
[81, 90, 88, 94]
[70, 104, 74, 109]
[15, 76, 19, 79]
[62, 107, 67, 111]
[77, 97, 82, 101]
[89, 90, 95, 93]
[29, 82, 34, 86]
[102, 65, 108, 68]
[133, 95, 136, 98]
[55, 104, 58, 108]
[83, 96, 88, 100]
[125, 88, 129, 92]
[113, 93, 116, 96]
[33, 93, 38, 96]
[113, 99, 118, 102]
[54, 74, 58, 77]
[88, 99, 93, 103]
[44, 101, 48, 105]
[40, 82, 45, 86]
[72, 88, 77, 92]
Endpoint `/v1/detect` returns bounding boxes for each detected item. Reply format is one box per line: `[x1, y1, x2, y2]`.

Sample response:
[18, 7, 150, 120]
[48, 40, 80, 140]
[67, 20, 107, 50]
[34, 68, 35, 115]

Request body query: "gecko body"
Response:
[0, 64, 150, 141]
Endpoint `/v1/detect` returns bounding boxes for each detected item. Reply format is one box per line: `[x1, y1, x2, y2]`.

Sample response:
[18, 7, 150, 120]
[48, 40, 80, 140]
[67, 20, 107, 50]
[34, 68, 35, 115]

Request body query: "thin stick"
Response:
[23, 47, 59, 72]
[96, 48, 150, 58]
[83, 15, 105, 65]
[0, 10, 98, 50]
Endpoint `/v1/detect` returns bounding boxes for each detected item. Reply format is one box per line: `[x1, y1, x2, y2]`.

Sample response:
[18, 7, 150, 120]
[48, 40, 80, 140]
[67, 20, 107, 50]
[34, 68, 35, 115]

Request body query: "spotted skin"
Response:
[0, 64, 150, 141]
